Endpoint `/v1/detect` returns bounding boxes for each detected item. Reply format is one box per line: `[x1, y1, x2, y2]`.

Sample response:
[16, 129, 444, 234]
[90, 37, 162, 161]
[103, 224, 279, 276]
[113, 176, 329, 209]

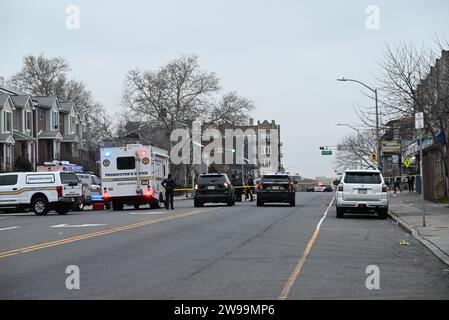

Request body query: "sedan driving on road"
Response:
[194, 173, 235, 207]
[336, 169, 388, 219]
[256, 174, 296, 206]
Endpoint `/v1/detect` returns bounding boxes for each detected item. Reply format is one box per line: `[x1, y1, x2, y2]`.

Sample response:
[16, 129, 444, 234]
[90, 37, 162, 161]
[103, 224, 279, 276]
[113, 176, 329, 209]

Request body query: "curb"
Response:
[387, 210, 449, 266]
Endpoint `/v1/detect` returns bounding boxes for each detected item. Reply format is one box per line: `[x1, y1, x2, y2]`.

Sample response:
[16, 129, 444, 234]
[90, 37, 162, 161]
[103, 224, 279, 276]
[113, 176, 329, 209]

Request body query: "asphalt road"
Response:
[0, 193, 448, 299]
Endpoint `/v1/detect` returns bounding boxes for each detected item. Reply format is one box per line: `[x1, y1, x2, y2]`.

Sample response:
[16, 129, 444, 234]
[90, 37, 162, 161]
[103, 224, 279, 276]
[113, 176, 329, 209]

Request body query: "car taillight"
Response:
[145, 187, 153, 198]
[289, 183, 294, 191]
[194, 184, 199, 190]
[257, 183, 263, 191]
[224, 182, 229, 189]
[56, 186, 63, 198]
[102, 193, 110, 201]
[382, 184, 388, 192]
[338, 184, 343, 191]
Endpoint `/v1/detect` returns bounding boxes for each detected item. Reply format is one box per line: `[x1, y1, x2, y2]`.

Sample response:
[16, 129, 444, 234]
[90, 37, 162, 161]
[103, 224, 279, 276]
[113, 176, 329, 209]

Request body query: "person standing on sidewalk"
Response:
[246, 175, 254, 202]
[394, 176, 402, 194]
[407, 175, 415, 193]
[161, 174, 176, 210]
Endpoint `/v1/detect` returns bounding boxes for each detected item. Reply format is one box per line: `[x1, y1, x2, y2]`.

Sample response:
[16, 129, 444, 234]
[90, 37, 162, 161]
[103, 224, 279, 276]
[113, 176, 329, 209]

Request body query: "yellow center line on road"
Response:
[278, 196, 336, 300]
[0, 207, 219, 260]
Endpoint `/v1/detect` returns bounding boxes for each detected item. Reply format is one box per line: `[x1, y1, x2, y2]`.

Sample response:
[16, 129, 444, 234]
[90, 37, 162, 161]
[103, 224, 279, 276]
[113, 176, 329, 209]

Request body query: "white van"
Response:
[0, 172, 83, 215]
[100, 144, 169, 211]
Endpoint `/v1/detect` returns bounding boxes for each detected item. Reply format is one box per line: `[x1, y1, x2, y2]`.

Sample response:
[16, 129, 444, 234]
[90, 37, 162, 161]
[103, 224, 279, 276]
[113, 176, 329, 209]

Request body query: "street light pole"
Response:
[337, 77, 382, 171]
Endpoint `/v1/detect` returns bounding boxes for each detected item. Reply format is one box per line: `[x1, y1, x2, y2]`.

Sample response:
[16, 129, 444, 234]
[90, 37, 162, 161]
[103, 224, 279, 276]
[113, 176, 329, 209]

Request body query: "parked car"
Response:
[194, 173, 235, 207]
[0, 172, 83, 215]
[256, 174, 296, 206]
[306, 186, 315, 192]
[335, 169, 388, 219]
[74, 173, 102, 210]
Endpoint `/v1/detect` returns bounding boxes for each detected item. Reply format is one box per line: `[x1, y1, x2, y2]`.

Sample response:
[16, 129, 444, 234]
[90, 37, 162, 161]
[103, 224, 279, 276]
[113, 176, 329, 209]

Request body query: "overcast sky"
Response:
[1, 0, 448, 178]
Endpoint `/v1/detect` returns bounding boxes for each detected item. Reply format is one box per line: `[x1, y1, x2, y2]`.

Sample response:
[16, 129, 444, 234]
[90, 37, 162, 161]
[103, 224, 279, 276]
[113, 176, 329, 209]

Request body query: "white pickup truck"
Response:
[0, 172, 83, 215]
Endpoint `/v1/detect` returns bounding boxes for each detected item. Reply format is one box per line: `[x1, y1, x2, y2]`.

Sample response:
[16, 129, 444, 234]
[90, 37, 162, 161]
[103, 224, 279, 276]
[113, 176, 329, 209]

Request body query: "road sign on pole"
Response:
[321, 150, 332, 156]
[415, 112, 424, 129]
[404, 158, 411, 168]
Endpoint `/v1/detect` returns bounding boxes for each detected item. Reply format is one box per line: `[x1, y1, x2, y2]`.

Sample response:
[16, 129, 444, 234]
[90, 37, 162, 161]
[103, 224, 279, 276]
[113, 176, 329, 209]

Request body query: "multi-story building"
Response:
[0, 94, 15, 171]
[0, 79, 90, 172]
[33, 96, 63, 163]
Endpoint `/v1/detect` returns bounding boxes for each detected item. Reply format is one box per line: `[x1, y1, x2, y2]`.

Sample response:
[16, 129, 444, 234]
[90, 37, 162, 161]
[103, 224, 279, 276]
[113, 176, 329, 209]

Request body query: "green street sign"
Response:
[321, 150, 332, 156]
[337, 172, 342, 176]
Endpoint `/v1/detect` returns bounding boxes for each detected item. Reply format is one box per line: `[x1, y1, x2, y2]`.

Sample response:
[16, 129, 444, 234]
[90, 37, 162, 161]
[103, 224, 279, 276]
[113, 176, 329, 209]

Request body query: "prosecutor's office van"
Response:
[0, 172, 83, 215]
[100, 144, 170, 211]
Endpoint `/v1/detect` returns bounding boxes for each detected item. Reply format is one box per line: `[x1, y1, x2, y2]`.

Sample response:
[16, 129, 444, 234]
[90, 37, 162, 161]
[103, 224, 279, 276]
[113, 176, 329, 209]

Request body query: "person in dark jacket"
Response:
[246, 175, 254, 202]
[407, 175, 415, 193]
[394, 176, 402, 194]
[161, 174, 176, 210]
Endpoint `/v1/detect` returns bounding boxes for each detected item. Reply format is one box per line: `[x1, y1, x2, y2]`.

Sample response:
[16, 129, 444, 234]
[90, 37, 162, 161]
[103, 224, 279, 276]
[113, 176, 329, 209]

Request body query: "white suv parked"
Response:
[0, 172, 83, 215]
[336, 169, 388, 219]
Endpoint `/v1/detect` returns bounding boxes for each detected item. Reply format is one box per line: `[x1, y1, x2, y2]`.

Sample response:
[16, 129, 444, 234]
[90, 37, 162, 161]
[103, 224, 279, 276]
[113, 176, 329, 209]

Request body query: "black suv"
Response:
[194, 173, 235, 207]
[256, 174, 296, 206]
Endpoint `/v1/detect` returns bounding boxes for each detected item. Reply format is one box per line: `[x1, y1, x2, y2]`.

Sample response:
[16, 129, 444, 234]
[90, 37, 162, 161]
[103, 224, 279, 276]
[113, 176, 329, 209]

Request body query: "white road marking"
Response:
[0, 226, 21, 231]
[50, 224, 107, 228]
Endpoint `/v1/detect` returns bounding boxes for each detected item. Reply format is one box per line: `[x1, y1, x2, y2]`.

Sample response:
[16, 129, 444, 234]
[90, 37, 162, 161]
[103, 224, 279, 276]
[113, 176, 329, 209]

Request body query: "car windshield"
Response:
[197, 175, 227, 184]
[344, 172, 382, 184]
[262, 175, 290, 183]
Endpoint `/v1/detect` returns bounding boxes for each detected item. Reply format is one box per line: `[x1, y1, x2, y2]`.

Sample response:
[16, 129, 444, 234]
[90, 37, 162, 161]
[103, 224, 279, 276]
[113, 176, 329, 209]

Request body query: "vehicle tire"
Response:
[378, 208, 388, 219]
[72, 202, 84, 211]
[336, 206, 344, 219]
[31, 197, 50, 216]
[133, 204, 140, 210]
[112, 200, 124, 211]
[55, 205, 71, 215]
[257, 199, 263, 207]
[150, 201, 160, 209]
[105, 202, 111, 210]
[290, 199, 296, 207]
[227, 198, 233, 206]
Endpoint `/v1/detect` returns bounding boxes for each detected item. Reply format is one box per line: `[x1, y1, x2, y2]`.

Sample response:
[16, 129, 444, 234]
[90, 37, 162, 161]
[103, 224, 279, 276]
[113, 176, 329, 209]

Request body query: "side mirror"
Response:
[333, 179, 340, 186]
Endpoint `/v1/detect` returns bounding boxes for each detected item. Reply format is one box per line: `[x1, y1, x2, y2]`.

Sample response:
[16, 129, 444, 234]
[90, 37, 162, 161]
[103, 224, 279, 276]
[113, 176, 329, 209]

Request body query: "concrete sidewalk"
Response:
[388, 192, 449, 266]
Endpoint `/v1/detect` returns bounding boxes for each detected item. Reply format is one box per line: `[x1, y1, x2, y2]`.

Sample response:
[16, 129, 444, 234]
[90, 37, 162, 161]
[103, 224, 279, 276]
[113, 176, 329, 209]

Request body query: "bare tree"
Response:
[335, 130, 377, 171]
[7, 54, 110, 146]
[122, 55, 220, 133]
[376, 41, 449, 196]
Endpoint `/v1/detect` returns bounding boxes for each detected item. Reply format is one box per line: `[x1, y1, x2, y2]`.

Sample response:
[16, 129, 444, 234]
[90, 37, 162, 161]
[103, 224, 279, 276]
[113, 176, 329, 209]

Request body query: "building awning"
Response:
[62, 134, 80, 142]
[0, 133, 15, 144]
[38, 130, 63, 140]
[13, 131, 36, 141]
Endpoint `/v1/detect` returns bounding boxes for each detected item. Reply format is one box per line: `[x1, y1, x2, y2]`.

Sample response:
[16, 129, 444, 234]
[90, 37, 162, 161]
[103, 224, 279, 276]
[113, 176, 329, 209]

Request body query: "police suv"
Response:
[0, 172, 83, 215]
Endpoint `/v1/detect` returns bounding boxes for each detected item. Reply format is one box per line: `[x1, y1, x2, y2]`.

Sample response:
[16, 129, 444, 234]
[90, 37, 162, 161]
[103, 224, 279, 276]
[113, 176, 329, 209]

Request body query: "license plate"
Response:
[272, 186, 280, 190]
[208, 186, 215, 190]
[358, 189, 367, 194]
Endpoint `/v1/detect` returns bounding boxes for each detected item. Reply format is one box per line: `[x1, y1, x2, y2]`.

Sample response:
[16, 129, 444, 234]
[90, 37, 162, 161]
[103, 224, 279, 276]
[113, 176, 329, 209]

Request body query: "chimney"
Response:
[249, 118, 254, 126]
[0, 76, 4, 87]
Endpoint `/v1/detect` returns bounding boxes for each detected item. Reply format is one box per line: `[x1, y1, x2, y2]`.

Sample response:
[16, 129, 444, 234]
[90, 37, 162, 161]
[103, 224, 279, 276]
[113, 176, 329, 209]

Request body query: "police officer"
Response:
[161, 174, 176, 210]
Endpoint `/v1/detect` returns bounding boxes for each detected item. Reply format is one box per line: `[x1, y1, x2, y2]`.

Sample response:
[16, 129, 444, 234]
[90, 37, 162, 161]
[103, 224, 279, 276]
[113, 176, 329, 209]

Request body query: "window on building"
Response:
[70, 116, 76, 133]
[5, 146, 11, 167]
[38, 109, 45, 121]
[4, 111, 12, 132]
[25, 111, 31, 131]
[52, 111, 58, 130]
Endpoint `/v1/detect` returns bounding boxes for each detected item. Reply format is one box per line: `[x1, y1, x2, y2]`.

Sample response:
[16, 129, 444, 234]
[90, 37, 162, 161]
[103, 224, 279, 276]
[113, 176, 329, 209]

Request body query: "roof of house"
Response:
[13, 131, 35, 141]
[0, 93, 10, 107]
[0, 133, 15, 144]
[38, 130, 63, 140]
[60, 102, 75, 114]
[11, 95, 33, 108]
[32, 96, 57, 108]
[62, 134, 79, 142]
